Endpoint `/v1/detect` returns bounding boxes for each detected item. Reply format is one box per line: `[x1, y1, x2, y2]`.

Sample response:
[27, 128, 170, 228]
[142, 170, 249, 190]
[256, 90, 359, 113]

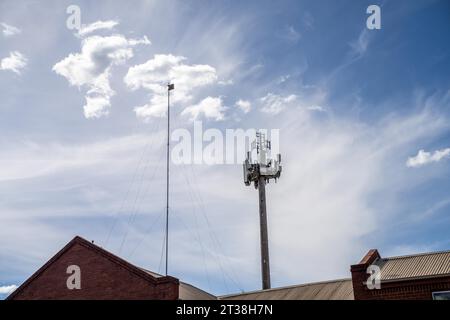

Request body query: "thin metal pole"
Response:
[258, 174, 271, 290]
[165, 84, 170, 276]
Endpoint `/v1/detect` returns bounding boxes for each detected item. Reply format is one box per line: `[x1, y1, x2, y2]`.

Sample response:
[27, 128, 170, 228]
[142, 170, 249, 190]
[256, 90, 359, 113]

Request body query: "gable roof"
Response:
[7, 236, 181, 300]
[220, 278, 354, 300]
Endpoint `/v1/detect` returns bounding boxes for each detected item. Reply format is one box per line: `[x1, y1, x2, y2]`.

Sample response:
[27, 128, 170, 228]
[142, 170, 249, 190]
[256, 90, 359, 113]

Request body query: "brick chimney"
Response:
[350, 249, 381, 300]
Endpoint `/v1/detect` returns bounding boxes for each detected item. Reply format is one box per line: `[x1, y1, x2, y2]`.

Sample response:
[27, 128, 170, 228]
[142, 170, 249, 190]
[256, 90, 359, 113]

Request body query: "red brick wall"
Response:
[10, 242, 179, 300]
[352, 275, 450, 300]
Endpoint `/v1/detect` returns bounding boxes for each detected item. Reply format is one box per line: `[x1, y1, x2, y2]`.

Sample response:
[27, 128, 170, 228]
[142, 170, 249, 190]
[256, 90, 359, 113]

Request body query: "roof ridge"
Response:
[6, 235, 178, 300]
[73, 236, 178, 284]
[383, 248, 450, 260]
[219, 278, 352, 298]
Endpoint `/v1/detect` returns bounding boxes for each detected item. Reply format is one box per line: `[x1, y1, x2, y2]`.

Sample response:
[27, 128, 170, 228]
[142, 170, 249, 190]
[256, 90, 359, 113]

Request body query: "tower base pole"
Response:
[258, 175, 271, 290]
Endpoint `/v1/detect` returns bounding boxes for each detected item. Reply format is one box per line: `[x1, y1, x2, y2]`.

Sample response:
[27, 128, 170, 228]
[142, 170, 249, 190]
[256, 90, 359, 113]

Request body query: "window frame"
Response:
[432, 290, 450, 300]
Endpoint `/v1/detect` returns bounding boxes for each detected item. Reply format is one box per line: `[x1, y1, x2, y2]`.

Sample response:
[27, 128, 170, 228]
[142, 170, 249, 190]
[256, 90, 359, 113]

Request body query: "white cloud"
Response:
[350, 29, 371, 56]
[134, 95, 168, 120]
[83, 95, 112, 119]
[302, 12, 314, 30]
[53, 34, 150, 118]
[182, 96, 226, 121]
[0, 285, 17, 294]
[283, 25, 301, 43]
[307, 105, 325, 112]
[77, 20, 119, 37]
[277, 74, 291, 84]
[0, 133, 164, 183]
[218, 79, 233, 86]
[406, 148, 450, 168]
[125, 54, 218, 120]
[0, 131, 167, 276]
[1, 22, 21, 37]
[235, 99, 251, 113]
[0, 51, 27, 74]
[260, 93, 297, 114]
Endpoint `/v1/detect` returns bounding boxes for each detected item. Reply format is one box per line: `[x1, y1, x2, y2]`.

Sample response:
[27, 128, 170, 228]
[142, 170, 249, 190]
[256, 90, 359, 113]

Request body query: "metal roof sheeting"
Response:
[179, 282, 217, 300]
[375, 250, 450, 281]
[220, 279, 354, 300]
[220, 250, 449, 300]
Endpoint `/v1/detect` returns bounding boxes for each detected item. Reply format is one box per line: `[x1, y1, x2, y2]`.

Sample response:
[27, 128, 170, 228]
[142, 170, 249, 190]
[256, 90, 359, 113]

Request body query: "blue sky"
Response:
[0, 0, 449, 298]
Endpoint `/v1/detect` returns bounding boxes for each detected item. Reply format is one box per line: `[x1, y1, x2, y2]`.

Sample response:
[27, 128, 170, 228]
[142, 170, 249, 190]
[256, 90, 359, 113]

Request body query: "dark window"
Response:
[432, 291, 450, 300]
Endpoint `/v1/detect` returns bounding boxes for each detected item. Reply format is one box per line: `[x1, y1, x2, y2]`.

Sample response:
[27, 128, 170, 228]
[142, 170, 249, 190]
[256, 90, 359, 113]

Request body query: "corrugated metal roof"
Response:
[220, 279, 354, 300]
[375, 250, 450, 281]
[179, 282, 217, 300]
[220, 250, 450, 300]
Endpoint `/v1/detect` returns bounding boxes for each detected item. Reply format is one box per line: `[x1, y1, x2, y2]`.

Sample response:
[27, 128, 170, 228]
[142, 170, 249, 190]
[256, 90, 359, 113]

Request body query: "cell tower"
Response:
[243, 131, 282, 290]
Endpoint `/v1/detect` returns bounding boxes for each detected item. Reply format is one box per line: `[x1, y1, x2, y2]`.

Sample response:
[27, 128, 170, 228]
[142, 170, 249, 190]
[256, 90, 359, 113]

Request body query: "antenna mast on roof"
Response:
[165, 82, 174, 276]
[243, 131, 282, 290]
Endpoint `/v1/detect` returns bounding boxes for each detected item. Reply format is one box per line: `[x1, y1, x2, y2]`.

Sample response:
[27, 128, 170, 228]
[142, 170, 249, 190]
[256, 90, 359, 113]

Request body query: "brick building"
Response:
[6, 236, 214, 300]
[350, 249, 450, 300]
[7, 236, 450, 300]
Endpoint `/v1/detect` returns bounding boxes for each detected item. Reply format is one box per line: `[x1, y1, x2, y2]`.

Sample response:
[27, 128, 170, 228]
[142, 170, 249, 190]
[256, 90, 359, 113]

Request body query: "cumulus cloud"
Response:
[77, 20, 119, 37]
[124, 54, 217, 120]
[406, 148, 450, 168]
[1, 22, 21, 37]
[260, 93, 297, 114]
[0, 284, 17, 294]
[0, 51, 27, 74]
[235, 99, 251, 113]
[53, 34, 150, 118]
[182, 96, 226, 121]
